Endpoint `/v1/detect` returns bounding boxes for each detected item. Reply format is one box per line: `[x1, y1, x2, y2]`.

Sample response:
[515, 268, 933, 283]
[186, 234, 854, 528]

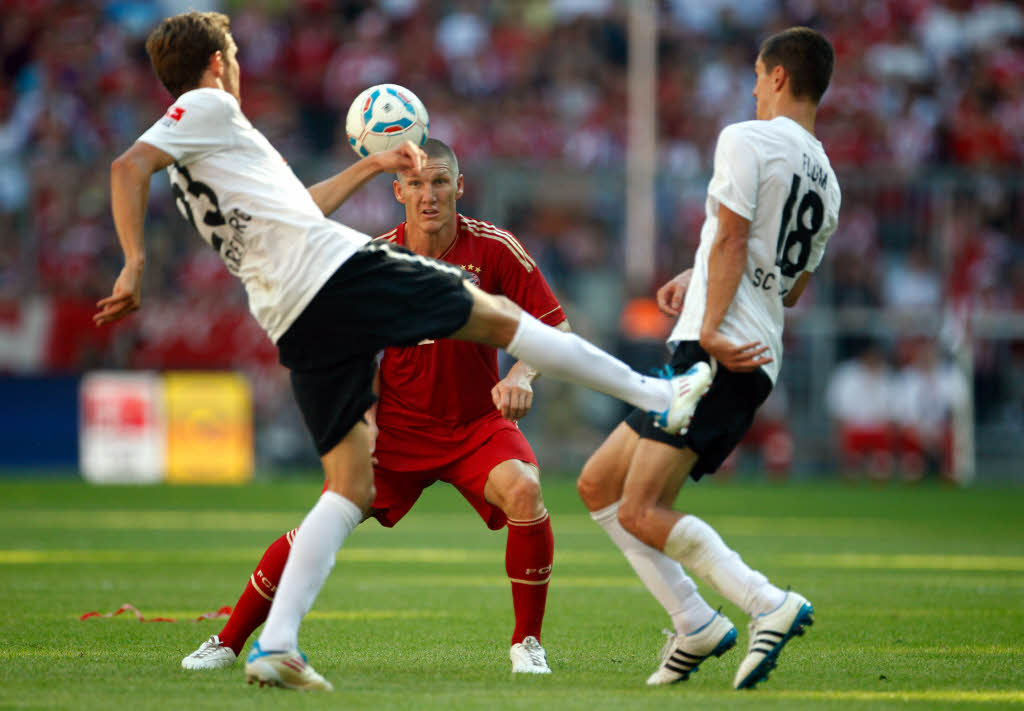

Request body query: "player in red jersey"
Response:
[183, 138, 562, 674]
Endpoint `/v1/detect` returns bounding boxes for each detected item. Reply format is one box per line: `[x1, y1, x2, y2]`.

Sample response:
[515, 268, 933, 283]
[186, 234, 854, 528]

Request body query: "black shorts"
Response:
[624, 341, 773, 481]
[278, 241, 474, 456]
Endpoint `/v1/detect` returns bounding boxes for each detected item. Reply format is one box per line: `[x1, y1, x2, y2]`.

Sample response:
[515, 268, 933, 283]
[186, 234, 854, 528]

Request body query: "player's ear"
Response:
[455, 174, 464, 200]
[208, 50, 224, 77]
[772, 63, 787, 92]
[393, 178, 405, 204]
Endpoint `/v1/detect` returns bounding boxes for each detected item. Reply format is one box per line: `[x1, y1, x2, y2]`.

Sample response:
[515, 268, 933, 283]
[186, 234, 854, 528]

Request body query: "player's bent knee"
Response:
[616, 499, 653, 539]
[577, 458, 618, 511]
[508, 473, 542, 508]
[576, 468, 600, 510]
[490, 461, 544, 520]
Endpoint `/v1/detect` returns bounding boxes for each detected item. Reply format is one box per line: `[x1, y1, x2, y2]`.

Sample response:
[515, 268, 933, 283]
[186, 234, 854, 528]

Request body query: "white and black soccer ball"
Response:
[345, 84, 429, 157]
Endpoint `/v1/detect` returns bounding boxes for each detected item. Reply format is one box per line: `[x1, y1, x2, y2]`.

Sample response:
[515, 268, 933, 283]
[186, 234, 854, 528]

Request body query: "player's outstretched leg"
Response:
[459, 298, 711, 432]
[647, 611, 737, 686]
[245, 642, 333, 691]
[733, 591, 814, 690]
[503, 311, 712, 434]
[182, 634, 237, 671]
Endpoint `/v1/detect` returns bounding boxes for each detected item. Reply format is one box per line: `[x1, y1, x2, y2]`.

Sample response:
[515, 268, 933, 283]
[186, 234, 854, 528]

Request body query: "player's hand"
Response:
[377, 140, 426, 177]
[492, 375, 534, 422]
[699, 331, 772, 372]
[656, 268, 694, 317]
[93, 262, 143, 326]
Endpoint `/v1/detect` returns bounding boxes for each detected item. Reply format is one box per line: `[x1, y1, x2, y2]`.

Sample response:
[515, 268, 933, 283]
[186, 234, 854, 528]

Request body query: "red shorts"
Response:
[839, 425, 892, 459]
[895, 426, 953, 470]
[371, 411, 537, 530]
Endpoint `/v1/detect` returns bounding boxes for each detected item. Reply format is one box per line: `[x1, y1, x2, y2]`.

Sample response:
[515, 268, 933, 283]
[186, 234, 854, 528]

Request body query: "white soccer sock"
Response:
[663, 514, 785, 618]
[257, 491, 362, 651]
[591, 502, 715, 634]
[506, 312, 671, 413]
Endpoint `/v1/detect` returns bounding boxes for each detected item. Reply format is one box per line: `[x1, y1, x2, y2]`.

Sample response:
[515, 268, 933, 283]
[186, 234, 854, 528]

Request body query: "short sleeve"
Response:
[493, 236, 565, 327]
[707, 124, 760, 220]
[138, 89, 235, 165]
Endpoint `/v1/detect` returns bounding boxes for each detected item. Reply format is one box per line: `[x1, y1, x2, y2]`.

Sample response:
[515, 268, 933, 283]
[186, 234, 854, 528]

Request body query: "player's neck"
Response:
[404, 222, 457, 259]
[772, 98, 817, 137]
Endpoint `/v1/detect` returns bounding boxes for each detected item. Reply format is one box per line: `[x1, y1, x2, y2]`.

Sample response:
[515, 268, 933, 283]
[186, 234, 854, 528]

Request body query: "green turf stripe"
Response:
[0, 509, 977, 536]
[779, 553, 1024, 571]
[775, 689, 1024, 703]
[5, 547, 1024, 572]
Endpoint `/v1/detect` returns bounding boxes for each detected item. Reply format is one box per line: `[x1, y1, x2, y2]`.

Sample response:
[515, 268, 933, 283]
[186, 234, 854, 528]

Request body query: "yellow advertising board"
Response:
[163, 372, 253, 484]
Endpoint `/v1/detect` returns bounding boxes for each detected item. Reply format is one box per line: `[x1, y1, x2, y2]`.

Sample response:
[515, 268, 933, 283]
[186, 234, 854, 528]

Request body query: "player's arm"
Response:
[493, 319, 571, 421]
[783, 272, 812, 307]
[95, 141, 174, 326]
[699, 204, 772, 371]
[307, 140, 426, 216]
[656, 268, 693, 317]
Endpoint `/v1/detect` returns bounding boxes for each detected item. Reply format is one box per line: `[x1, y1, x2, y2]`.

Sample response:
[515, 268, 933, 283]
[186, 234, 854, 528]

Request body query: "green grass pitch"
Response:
[1, 476, 1021, 710]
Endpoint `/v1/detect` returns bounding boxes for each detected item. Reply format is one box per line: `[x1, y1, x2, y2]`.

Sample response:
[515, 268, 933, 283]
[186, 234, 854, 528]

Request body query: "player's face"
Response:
[220, 34, 241, 104]
[395, 158, 464, 234]
[753, 56, 772, 120]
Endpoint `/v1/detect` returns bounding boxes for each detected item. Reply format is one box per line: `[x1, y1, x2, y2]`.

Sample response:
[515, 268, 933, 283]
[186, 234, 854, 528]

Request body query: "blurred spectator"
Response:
[0, 85, 41, 213]
[0, 0, 1020, 471]
[883, 243, 942, 311]
[827, 343, 896, 481]
[891, 339, 969, 482]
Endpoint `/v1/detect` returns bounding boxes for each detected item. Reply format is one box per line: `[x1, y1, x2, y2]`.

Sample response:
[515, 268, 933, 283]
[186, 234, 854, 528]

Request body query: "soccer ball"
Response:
[345, 84, 429, 157]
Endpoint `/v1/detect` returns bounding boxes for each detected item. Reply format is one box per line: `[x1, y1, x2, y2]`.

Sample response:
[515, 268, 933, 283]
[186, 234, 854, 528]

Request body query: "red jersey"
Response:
[375, 214, 565, 433]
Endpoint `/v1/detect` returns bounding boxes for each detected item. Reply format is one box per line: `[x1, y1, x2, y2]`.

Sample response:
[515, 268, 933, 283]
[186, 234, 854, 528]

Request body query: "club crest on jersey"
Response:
[460, 263, 482, 287]
[161, 105, 185, 127]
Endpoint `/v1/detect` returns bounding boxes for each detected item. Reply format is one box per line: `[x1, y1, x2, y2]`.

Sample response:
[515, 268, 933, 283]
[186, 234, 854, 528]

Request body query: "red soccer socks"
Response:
[217, 528, 295, 654]
[506, 511, 554, 645]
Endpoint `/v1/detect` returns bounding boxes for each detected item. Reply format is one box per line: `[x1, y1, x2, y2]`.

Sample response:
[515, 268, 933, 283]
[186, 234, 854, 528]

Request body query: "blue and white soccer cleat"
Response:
[245, 641, 333, 691]
[646, 612, 737, 686]
[733, 591, 814, 690]
[651, 362, 713, 435]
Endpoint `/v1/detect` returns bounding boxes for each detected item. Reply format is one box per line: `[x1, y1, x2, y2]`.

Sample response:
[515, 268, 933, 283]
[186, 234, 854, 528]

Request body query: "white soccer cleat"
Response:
[510, 636, 552, 674]
[181, 634, 238, 670]
[646, 612, 737, 686]
[245, 642, 333, 691]
[733, 591, 814, 690]
[652, 362, 713, 435]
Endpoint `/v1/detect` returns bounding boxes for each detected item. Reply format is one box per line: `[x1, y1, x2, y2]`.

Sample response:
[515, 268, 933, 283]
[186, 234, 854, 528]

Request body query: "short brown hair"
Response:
[759, 27, 834, 104]
[397, 138, 460, 182]
[145, 11, 231, 97]
[423, 138, 459, 176]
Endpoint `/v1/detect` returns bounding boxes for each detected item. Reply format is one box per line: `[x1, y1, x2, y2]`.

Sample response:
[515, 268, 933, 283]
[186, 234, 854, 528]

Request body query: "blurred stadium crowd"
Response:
[1, 0, 1021, 473]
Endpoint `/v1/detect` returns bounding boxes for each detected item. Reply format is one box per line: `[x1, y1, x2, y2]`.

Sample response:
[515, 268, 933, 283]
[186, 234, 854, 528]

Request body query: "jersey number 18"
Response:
[775, 174, 824, 278]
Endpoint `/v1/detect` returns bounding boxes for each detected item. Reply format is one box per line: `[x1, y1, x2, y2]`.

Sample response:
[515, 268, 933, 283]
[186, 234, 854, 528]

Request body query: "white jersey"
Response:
[138, 88, 370, 343]
[670, 116, 841, 383]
